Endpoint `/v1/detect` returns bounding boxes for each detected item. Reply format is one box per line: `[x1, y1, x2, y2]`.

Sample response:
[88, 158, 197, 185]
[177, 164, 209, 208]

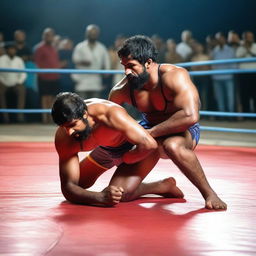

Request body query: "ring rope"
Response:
[0, 57, 255, 134]
[0, 68, 255, 76]
[0, 109, 255, 134]
[178, 57, 256, 67]
[0, 109, 255, 118]
[201, 126, 256, 134]
[0, 57, 256, 75]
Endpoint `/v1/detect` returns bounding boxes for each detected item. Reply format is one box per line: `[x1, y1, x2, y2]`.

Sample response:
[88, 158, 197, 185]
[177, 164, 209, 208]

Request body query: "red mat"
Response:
[0, 142, 256, 256]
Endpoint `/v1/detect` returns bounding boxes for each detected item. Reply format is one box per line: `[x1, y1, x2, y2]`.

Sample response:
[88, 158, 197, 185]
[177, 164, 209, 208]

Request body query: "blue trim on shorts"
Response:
[188, 123, 200, 145]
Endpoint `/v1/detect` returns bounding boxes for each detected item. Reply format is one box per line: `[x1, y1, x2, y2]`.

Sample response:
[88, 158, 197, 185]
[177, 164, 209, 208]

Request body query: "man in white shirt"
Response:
[176, 30, 193, 62]
[0, 43, 27, 122]
[236, 31, 256, 113]
[72, 24, 110, 99]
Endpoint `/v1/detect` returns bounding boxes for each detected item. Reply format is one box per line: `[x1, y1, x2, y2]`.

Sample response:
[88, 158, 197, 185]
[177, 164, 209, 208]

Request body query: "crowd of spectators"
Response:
[0, 26, 255, 123]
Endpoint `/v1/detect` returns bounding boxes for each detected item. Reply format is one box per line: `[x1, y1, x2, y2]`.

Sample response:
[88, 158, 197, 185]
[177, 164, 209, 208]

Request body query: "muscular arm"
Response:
[149, 68, 200, 138]
[55, 131, 120, 206]
[108, 78, 129, 105]
[107, 107, 158, 164]
[57, 149, 104, 205]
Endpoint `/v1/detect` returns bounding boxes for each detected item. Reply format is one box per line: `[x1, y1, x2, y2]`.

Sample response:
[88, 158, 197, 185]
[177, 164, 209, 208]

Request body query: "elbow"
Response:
[61, 186, 74, 204]
[61, 183, 79, 205]
[145, 137, 158, 151]
[150, 139, 158, 151]
[192, 112, 200, 124]
[186, 111, 199, 126]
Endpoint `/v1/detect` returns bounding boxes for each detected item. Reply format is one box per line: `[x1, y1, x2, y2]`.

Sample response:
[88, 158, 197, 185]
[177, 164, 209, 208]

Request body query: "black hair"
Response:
[51, 92, 87, 125]
[117, 35, 158, 64]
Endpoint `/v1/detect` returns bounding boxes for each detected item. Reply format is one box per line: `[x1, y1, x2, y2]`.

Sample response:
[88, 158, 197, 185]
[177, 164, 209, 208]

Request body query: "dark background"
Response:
[0, 0, 255, 47]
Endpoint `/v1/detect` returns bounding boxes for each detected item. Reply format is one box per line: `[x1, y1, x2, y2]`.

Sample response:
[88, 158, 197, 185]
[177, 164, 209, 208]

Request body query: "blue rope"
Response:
[0, 68, 255, 76]
[0, 57, 255, 134]
[0, 67, 124, 74]
[177, 57, 256, 67]
[0, 109, 255, 134]
[0, 109, 51, 113]
[0, 57, 256, 75]
[200, 111, 256, 117]
[201, 126, 256, 134]
[190, 69, 256, 76]
[1, 109, 255, 118]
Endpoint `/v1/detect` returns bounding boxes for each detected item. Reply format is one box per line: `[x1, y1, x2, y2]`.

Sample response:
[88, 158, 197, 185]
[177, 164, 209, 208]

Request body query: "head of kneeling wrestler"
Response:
[51, 92, 92, 141]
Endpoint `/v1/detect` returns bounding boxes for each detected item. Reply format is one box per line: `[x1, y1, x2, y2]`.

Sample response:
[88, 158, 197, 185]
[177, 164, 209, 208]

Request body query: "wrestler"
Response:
[52, 92, 184, 206]
[109, 35, 227, 210]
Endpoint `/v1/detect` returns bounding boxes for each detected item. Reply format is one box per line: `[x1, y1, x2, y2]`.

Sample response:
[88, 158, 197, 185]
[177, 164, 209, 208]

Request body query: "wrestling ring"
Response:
[0, 58, 255, 256]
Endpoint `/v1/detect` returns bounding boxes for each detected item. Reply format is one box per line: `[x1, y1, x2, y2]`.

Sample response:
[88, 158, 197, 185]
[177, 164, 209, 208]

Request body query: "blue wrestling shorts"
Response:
[139, 119, 200, 145]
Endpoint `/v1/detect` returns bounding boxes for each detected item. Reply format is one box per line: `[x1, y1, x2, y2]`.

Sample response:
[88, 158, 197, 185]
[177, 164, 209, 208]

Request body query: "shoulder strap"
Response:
[158, 64, 171, 103]
[129, 86, 137, 108]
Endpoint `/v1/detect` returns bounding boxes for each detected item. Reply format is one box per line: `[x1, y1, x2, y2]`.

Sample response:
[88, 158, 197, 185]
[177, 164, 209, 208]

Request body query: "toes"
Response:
[166, 177, 176, 185]
[206, 201, 227, 210]
[205, 201, 213, 209]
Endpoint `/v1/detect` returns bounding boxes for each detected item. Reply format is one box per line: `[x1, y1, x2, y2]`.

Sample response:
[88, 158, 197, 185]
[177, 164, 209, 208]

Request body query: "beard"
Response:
[72, 118, 92, 142]
[127, 67, 149, 90]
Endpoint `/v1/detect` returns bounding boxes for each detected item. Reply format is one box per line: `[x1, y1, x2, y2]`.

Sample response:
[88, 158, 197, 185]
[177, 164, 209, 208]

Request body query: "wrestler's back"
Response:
[55, 99, 130, 157]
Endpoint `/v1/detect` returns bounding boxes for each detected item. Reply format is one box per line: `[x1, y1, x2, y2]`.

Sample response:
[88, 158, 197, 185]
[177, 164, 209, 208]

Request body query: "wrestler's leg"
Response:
[161, 130, 227, 210]
[78, 156, 123, 206]
[109, 151, 184, 201]
[79, 155, 108, 188]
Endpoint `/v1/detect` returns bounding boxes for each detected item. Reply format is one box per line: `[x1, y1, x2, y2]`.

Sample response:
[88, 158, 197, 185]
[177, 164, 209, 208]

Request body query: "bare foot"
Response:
[158, 177, 184, 198]
[205, 193, 227, 210]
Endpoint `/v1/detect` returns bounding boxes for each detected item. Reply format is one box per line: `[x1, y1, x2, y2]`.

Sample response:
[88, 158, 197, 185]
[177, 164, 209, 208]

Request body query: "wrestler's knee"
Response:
[121, 190, 134, 202]
[119, 184, 137, 202]
[162, 139, 181, 158]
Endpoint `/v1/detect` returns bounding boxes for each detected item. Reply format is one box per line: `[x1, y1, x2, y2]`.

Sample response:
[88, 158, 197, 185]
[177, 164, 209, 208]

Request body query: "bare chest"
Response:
[132, 87, 174, 113]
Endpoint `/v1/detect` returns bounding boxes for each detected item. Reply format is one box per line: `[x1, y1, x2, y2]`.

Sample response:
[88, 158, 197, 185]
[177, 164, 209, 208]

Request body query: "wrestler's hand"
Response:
[146, 128, 154, 137]
[101, 185, 124, 206]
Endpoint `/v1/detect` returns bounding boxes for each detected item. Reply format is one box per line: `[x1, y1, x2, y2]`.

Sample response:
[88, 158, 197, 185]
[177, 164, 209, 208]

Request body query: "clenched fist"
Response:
[101, 185, 124, 206]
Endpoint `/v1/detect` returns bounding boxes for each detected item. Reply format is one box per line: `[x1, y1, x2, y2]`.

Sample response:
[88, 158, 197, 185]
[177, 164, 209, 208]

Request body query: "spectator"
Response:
[0, 32, 4, 43]
[34, 27, 61, 123]
[14, 30, 32, 59]
[205, 34, 218, 55]
[228, 30, 241, 50]
[72, 24, 110, 99]
[164, 38, 183, 64]
[227, 30, 241, 113]
[58, 38, 75, 92]
[108, 34, 126, 86]
[53, 34, 62, 50]
[236, 31, 256, 113]
[14, 29, 39, 121]
[191, 42, 212, 111]
[22, 54, 40, 122]
[0, 42, 26, 123]
[176, 30, 194, 62]
[211, 32, 236, 113]
[0, 32, 5, 56]
[151, 34, 166, 63]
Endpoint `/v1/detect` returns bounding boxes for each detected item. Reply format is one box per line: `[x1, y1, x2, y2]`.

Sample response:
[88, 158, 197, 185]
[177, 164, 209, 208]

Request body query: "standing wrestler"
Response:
[52, 92, 183, 206]
[109, 35, 227, 210]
